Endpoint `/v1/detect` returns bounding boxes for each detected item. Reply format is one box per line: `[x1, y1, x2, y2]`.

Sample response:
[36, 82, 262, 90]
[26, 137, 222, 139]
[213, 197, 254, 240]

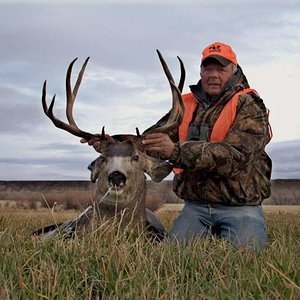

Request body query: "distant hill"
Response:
[0, 179, 299, 208]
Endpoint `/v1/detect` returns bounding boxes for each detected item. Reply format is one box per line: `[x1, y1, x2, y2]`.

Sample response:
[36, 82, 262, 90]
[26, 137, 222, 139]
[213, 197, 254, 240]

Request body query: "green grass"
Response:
[0, 210, 299, 299]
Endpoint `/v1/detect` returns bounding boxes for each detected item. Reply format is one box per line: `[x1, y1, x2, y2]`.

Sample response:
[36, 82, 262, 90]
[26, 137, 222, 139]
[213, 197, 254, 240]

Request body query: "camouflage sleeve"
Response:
[169, 94, 271, 177]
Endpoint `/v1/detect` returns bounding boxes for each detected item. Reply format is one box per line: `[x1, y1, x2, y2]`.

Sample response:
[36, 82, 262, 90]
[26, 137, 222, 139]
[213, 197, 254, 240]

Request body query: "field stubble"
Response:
[0, 207, 299, 299]
[0, 180, 299, 298]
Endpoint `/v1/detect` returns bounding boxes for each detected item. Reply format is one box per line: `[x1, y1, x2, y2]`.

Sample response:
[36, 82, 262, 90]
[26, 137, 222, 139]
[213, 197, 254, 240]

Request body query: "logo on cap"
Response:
[208, 44, 221, 53]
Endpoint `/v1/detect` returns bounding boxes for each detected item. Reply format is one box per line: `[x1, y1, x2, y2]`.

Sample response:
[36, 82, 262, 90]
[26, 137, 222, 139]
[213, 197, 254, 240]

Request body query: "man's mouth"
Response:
[208, 83, 220, 87]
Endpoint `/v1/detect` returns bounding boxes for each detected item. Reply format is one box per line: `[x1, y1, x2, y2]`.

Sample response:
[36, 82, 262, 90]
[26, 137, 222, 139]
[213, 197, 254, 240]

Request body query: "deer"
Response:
[33, 50, 185, 241]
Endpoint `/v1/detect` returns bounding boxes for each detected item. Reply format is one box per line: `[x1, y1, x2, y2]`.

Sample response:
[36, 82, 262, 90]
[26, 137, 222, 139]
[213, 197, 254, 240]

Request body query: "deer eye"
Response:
[132, 155, 139, 162]
[99, 156, 107, 163]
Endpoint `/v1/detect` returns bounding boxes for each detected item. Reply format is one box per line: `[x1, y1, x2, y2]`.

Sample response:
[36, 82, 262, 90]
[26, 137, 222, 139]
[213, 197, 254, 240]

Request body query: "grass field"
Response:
[0, 208, 299, 299]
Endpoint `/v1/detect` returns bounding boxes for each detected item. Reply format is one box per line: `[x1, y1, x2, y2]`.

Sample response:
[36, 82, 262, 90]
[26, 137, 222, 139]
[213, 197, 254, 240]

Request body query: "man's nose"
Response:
[208, 70, 219, 77]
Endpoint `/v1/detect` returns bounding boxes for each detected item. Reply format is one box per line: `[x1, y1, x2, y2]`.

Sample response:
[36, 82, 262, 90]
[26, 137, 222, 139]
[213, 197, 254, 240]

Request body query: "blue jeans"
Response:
[168, 201, 267, 250]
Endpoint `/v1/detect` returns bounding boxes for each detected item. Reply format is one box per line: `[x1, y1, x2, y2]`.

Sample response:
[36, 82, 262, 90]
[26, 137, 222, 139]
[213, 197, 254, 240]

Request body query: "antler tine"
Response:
[42, 80, 51, 116]
[144, 50, 185, 135]
[41, 60, 97, 141]
[156, 49, 175, 85]
[136, 127, 141, 136]
[162, 80, 185, 132]
[66, 57, 90, 127]
[177, 56, 185, 93]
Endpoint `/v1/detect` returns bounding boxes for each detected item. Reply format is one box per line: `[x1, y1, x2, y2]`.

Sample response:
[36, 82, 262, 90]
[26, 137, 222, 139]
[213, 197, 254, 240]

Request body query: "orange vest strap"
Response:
[173, 88, 258, 174]
[178, 93, 198, 142]
[210, 88, 257, 141]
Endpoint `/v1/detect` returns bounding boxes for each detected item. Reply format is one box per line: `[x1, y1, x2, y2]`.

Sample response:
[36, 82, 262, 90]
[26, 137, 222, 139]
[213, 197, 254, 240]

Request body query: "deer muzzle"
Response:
[108, 171, 127, 189]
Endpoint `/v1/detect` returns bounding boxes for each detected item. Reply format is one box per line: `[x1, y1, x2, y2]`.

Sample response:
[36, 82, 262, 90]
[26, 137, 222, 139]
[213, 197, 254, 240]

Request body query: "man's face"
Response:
[200, 61, 234, 97]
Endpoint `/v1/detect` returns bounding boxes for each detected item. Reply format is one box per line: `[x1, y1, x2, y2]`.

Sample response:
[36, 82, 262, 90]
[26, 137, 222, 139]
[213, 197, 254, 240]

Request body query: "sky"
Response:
[0, 0, 299, 180]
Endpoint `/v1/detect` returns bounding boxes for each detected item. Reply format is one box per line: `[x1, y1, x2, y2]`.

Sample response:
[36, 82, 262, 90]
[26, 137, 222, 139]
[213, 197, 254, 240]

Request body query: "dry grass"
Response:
[0, 208, 299, 299]
[0, 181, 299, 297]
[0, 189, 166, 212]
[0, 190, 95, 211]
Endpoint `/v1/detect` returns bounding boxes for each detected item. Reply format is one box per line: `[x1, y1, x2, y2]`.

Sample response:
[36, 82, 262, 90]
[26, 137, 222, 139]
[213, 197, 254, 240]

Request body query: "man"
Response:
[142, 42, 272, 250]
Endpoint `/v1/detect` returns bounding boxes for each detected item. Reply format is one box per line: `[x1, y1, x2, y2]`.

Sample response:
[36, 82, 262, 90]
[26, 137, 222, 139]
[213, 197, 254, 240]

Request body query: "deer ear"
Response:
[141, 154, 173, 182]
[88, 158, 101, 183]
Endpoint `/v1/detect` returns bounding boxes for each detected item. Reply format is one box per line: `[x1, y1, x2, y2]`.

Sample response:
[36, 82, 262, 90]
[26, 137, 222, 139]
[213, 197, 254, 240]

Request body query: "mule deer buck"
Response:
[34, 50, 185, 241]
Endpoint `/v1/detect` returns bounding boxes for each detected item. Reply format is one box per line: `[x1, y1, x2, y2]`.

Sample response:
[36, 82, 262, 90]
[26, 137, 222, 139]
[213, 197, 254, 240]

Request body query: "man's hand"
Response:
[142, 133, 174, 159]
[80, 137, 101, 152]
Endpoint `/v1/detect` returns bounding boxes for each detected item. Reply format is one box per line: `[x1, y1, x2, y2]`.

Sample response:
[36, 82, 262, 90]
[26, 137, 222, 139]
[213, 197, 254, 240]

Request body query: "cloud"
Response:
[1, 0, 300, 4]
[0, 3, 299, 179]
[267, 140, 300, 179]
[0, 85, 44, 134]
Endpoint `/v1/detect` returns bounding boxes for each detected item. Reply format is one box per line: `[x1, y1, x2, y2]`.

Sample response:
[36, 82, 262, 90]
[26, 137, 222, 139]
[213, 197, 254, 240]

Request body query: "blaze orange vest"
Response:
[174, 88, 258, 174]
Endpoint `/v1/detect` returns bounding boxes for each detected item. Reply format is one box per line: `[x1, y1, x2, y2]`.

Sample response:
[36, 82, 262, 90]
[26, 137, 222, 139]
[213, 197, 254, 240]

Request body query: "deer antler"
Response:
[42, 57, 98, 141]
[142, 50, 185, 135]
[42, 52, 185, 151]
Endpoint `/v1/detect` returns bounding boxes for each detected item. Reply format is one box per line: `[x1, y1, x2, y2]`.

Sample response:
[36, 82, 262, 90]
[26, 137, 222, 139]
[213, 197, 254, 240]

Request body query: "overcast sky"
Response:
[0, 0, 299, 180]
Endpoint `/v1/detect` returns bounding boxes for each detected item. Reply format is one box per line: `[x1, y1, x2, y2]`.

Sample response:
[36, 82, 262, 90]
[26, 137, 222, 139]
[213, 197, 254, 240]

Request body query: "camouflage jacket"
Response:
[153, 66, 272, 205]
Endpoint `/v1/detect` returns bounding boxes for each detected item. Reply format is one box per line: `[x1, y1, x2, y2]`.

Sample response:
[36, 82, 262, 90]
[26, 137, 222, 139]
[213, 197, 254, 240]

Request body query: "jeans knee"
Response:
[221, 219, 267, 250]
[167, 208, 209, 244]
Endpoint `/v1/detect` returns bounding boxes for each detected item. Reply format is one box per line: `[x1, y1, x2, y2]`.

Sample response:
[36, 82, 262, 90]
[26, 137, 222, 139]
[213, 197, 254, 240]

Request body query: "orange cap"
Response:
[201, 42, 237, 66]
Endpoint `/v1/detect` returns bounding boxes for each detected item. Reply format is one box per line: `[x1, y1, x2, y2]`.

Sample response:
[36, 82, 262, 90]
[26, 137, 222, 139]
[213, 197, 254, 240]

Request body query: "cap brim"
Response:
[202, 55, 231, 66]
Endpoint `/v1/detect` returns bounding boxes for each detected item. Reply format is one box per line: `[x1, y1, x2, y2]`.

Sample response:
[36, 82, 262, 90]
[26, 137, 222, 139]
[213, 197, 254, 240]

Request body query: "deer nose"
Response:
[108, 171, 127, 187]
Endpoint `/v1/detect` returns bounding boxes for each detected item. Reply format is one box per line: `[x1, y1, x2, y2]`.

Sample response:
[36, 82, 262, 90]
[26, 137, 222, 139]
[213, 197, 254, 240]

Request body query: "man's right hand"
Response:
[142, 132, 175, 159]
[80, 137, 102, 152]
